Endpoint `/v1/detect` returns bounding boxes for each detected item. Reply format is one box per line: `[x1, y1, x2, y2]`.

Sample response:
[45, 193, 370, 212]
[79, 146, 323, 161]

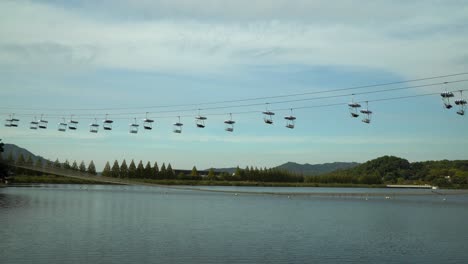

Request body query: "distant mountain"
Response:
[275, 161, 360, 175]
[1, 143, 47, 163]
[210, 167, 237, 174]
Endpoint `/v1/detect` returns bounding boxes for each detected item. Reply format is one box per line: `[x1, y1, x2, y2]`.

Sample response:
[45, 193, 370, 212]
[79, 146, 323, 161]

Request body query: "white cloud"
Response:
[0, 0, 467, 78]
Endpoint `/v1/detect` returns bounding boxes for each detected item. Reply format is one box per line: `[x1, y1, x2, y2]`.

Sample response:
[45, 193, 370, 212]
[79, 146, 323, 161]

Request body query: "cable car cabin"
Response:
[38, 119, 48, 129]
[362, 118, 371, 124]
[30, 120, 38, 130]
[129, 119, 139, 134]
[103, 119, 113, 130]
[441, 91, 454, 109]
[173, 122, 183, 133]
[360, 109, 372, 124]
[348, 102, 361, 118]
[455, 99, 466, 116]
[195, 116, 207, 128]
[58, 122, 67, 132]
[4, 118, 13, 127]
[262, 111, 275, 124]
[89, 123, 99, 133]
[143, 118, 154, 130]
[224, 119, 235, 132]
[284, 115, 296, 129]
[68, 119, 78, 130]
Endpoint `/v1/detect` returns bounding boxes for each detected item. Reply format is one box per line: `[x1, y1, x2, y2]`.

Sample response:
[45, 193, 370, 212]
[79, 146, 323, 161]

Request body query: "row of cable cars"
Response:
[441, 90, 466, 115]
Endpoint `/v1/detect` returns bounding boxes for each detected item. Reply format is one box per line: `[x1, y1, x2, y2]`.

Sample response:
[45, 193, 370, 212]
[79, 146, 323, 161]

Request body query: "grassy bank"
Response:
[11, 175, 110, 185]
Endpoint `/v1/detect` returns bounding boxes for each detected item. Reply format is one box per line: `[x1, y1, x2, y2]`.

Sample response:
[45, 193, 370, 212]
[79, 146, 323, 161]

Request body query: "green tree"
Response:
[207, 168, 216, 181]
[191, 166, 198, 177]
[144, 161, 152, 179]
[120, 159, 128, 178]
[128, 160, 136, 178]
[79, 161, 87, 173]
[152, 162, 159, 179]
[63, 159, 71, 169]
[46, 159, 52, 168]
[53, 158, 61, 168]
[160, 163, 167, 179]
[87, 160, 97, 175]
[102, 161, 111, 177]
[71, 160, 78, 170]
[7, 151, 14, 163]
[17, 153, 26, 165]
[111, 160, 120, 178]
[136, 160, 144, 178]
[26, 155, 34, 166]
[166, 163, 174, 179]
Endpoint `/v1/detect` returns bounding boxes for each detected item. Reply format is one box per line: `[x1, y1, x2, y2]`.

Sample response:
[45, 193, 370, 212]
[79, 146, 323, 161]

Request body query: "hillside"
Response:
[275, 161, 359, 175]
[2, 144, 47, 163]
[307, 156, 468, 186]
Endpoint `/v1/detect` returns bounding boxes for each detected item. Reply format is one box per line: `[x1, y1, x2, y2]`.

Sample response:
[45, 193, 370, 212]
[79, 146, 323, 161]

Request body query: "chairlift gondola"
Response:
[30, 117, 38, 130]
[348, 95, 361, 118]
[224, 113, 235, 132]
[89, 118, 99, 133]
[103, 114, 113, 130]
[441, 91, 454, 109]
[68, 115, 78, 130]
[284, 108, 296, 129]
[129, 118, 139, 134]
[360, 101, 373, 124]
[455, 90, 467, 116]
[143, 112, 154, 130]
[195, 110, 207, 128]
[38, 114, 48, 129]
[262, 103, 275, 124]
[5, 114, 19, 127]
[173, 116, 183, 133]
[58, 118, 67, 132]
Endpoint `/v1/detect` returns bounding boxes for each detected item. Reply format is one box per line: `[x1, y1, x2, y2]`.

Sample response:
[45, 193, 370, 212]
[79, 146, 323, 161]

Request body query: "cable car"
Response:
[38, 115, 48, 129]
[455, 90, 467, 116]
[129, 118, 139, 134]
[58, 118, 67, 132]
[360, 101, 372, 124]
[103, 114, 113, 130]
[143, 112, 154, 130]
[263, 103, 275, 124]
[348, 95, 361, 117]
[89, 119, 99, 133]
[68, 115, 78, 130]
[5, 114, 19, 127]
[441, 91, 454, 109]
[284, 109, 296, 129]
[195, 110, 207, 128]
[30, 117, 38, 130]
[173, 116, 183, 133]
[224, 113, 235, 132]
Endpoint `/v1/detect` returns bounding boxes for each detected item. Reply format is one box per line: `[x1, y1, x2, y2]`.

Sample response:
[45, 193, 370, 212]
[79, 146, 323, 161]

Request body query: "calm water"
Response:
[1, 185, 468, 264]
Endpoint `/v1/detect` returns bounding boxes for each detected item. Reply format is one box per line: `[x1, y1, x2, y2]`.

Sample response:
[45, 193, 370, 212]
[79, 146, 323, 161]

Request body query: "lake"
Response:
[1, 184, 468, 264]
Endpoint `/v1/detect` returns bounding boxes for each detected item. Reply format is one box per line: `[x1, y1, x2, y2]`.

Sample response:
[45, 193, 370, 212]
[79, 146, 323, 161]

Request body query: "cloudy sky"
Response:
[1, 0, 468, 170]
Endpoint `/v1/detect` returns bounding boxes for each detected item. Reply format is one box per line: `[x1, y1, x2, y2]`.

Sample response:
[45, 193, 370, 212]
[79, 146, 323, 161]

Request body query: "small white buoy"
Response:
[234, 193, 238, 196]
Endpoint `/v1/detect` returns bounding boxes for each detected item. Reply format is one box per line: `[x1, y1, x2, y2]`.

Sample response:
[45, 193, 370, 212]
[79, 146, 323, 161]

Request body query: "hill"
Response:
[1, 143, 47, 163]
[306, 156, 468, 186]
[275, 161, 359, 175]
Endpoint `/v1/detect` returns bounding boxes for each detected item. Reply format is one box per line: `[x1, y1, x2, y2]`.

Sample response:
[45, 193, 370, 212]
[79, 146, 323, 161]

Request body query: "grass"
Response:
[11, 175, 110, 185]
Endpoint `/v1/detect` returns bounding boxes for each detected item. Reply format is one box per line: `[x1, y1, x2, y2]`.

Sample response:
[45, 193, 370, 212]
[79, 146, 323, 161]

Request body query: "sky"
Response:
[1, 0, 468, 170]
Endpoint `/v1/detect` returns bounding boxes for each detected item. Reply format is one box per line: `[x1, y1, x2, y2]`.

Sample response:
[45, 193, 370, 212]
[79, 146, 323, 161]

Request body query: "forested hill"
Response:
[275, 161, 359, 175]
[307, 156, 468, 186]
[2, 144, 46, 163]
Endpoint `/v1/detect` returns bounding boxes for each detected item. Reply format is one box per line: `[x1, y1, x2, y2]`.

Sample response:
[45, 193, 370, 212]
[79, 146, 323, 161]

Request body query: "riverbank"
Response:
[11, 175, 112, 185]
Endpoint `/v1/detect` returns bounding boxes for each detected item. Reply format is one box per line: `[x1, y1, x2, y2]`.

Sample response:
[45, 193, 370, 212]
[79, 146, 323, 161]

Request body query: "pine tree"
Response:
[207, 168, 216, 181]
[120, 159, 128, 178]
[46, 159, 53, 168]
[17, 153, 26, 165]
[166, 163, 174, 179]
[136, 160, 144, 178]
[102, 162, 111, 177]
[128, 160, 136, 178]
[26, 155, 34, 166]
[53, 158, 61, 168]
[71, 160, 78, 170]
[152, 162, 159, 179]
[79, 161, 87, 173]
[63, 159, 71, 169]
[34, 159, 43, 176]
[160, 163, 167, 179]
[87, 160, 97, 175]
[111, 160, 120, 178]
[144, 161, 152, 179]
[191, 166, 198, 177]
[7, 151, 14, 163]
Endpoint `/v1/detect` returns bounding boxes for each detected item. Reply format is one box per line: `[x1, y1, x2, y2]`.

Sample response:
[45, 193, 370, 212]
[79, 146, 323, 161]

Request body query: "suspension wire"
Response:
[1, 72, 468, 112]
[4, 89, 465, 121]
[3, 79, 468, 119]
